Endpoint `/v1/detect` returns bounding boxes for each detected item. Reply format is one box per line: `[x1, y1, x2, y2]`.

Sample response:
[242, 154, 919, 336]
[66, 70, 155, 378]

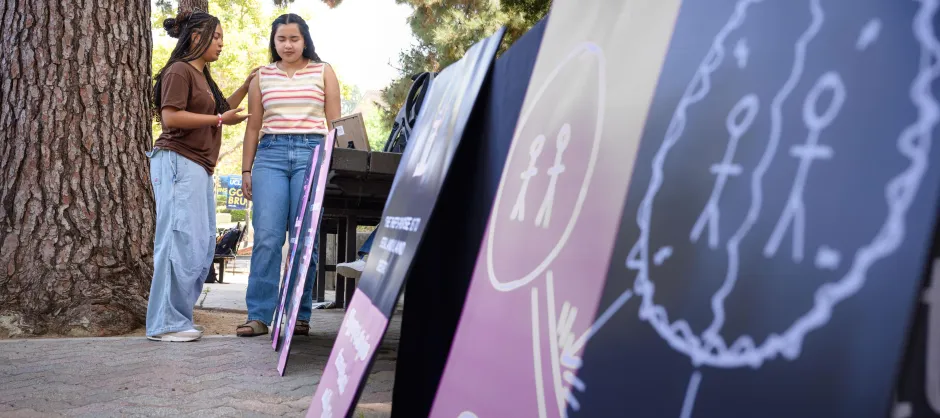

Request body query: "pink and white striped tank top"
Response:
[258, 61, 329, 136]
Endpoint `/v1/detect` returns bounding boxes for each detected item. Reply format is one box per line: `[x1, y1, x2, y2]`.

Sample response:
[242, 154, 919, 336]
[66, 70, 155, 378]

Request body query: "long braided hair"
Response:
[152, 11, 231, 121]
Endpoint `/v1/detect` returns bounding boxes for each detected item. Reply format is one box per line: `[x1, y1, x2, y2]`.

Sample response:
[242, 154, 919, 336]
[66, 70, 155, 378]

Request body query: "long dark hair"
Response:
[269, 14, 322, 63]
[152, 11, 230, 121]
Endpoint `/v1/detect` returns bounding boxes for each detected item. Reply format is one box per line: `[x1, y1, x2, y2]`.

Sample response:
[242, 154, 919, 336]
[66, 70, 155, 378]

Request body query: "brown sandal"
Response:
[236, 320, 268, 337]
[294, 320, 309, 336]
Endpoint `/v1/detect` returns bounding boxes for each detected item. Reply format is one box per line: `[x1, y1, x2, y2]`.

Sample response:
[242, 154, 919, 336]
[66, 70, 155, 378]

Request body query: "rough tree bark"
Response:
[0, 0, 155, 336]
[178, 0, 208, 14]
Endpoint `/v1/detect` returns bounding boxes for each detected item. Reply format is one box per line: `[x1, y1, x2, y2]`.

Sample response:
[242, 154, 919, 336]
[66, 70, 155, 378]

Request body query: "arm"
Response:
[240, 76, 264, 200]
[161, 108, 219, 129]
[227, 66, 260, 109]
[322, 64, 342, 130]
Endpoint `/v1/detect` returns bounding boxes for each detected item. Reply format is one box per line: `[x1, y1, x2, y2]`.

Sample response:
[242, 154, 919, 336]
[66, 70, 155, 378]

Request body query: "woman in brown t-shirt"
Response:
[145, 10, 254, 342]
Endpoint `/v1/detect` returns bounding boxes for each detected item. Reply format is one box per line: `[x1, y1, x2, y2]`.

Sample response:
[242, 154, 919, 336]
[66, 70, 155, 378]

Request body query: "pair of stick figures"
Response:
[690, 71, 845, 269]
[510, 123, 573, 229]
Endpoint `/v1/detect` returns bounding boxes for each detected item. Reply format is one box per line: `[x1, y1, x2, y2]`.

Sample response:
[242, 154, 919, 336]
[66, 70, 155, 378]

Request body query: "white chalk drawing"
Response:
[925, 258, 940, 413]
[680, 372, 703, 418]
[577, 0, 939, 415]
[411, 60, 466, 182]
[531, 271, 630, 418]
[814, 245, 841, 270]
[536, 124, 572, 229]
[764, 71, 844, 263]
[857, 18, 882, 51]
[624, 0, 940, 368]
[320, 388, 334, 418]
[335, 349, 348, 395]
[486, 42, 607, 291]
[412, 112, 446, 180]
[654, 246, 674, 266]
[690, 93, 759, 249]
[511, 135, 546, 222]
[734, 38, 750, 68]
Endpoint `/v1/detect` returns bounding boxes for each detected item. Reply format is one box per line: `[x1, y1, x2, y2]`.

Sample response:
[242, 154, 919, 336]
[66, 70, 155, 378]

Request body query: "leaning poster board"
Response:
[433, 0, 940, 417]
[270, 143, 321, 352]
[306, 28, 506, 418]
[572, 1, 940, 416]
[428, 0, 679, 415]
[274, 131, 336, 375]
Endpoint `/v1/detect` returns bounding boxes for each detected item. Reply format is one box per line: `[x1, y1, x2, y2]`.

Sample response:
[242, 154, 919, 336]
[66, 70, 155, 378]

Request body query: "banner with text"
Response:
[307, 27, 507, 418]
[219, 175, 249, 210]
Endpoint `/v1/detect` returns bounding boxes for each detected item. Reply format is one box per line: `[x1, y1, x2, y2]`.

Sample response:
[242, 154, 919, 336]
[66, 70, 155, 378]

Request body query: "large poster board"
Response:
[432, 0, 940, 417]
[275, 131, 336, 375]
[429, 0, 680, 416]
[571, 1, 940, 416]
[271, 142, 321, 351]
[307, 28, 506, 418]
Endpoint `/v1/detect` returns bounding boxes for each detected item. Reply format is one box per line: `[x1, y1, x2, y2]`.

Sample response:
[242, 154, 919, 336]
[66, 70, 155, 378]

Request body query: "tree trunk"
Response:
[179, 0, 208, 14]
[0, 0, 155, 336]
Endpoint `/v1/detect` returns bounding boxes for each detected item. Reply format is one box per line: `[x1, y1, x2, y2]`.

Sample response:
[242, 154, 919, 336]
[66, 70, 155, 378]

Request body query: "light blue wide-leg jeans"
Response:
[246, 133, 322, 325]
[146, 148, 216, 337]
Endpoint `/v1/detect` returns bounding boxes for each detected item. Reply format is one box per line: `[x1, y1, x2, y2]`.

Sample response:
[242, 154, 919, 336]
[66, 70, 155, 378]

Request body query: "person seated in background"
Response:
[336, 229, 374, 279]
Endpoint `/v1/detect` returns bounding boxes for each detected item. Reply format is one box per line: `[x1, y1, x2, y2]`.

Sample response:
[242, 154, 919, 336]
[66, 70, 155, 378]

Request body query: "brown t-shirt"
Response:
[154, 62, 222, 174]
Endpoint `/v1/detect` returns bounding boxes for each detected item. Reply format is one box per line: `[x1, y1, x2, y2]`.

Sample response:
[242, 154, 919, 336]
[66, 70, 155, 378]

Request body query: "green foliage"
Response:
[341, 82, 363, 116]
[364, 110, 389, 151]
[378, 0, 551, 130]
[229, 209, 248, 222]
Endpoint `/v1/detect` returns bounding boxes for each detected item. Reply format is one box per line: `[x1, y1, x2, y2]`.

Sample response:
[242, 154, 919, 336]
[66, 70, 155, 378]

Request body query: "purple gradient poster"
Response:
[271, 138, 326, 351]
[429, 0, 682, 416]
[275, 130, 335, 375]
[306, 290, 387, 418]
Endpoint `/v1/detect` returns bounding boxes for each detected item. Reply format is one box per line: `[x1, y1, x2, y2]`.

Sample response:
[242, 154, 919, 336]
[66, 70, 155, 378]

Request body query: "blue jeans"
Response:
[246, 133, 323, 325]
[146, 149, 215, 336]
[358, 230, 375, 258]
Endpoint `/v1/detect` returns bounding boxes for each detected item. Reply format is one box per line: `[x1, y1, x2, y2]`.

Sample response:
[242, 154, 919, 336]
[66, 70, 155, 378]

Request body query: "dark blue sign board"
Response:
[573, 1, 940, 417]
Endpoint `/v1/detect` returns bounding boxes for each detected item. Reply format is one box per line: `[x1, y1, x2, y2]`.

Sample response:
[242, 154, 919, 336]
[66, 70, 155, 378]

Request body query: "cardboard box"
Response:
[331, 113, 370, 151]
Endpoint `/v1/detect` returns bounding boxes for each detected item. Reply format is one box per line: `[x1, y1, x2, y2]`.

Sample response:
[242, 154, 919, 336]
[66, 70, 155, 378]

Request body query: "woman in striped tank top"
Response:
[237, 13, 340, 337]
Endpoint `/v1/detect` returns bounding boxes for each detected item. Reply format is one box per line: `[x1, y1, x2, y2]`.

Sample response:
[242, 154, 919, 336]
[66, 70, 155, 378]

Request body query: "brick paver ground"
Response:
[0, 311, 401, 417]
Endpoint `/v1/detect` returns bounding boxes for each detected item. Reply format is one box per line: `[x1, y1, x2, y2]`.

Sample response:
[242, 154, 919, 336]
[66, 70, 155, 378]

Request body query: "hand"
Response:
[242, 172, 252, 200]
[242, 66, 261, 89]
[221, 108, 250, 125]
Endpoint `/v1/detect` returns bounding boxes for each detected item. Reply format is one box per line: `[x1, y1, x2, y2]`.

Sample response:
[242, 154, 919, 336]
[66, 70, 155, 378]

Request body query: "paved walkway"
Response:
[202, 258, 336, 312]
[0, 311, 401, 417]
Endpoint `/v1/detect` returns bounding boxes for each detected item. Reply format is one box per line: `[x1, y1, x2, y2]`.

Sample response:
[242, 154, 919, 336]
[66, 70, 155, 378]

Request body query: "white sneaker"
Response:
[194, 325, 204, 332]
[336, 258, 366, 279]
[147, 329, 203, 342]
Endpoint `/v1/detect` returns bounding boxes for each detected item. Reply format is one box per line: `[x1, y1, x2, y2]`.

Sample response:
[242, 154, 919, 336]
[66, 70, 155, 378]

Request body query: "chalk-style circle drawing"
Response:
[803, 71, 846, 130]
[727, 94, 760, 138]
[486, 42, 608, 292]
[627, 0, 940, 369]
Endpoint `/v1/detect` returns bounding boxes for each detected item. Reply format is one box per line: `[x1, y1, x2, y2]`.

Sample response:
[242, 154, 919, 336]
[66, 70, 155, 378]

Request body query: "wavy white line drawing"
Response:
[623, 0, 940, 371]
[487, 42, 607, 291]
